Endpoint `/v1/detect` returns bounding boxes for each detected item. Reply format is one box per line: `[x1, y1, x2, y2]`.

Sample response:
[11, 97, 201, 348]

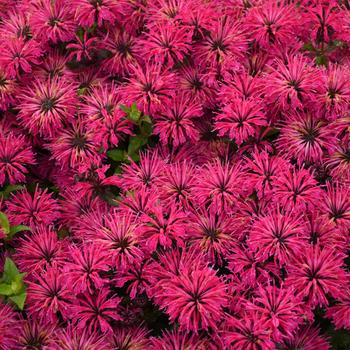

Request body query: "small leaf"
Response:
[0, 212, 10, 235]
[9, 292, 26, 310]
[316, 55, 328, 66]
[2, 258, 20, 284]
[107, 149, 127, 162]
[119, 104, 130, 113]
[0, 283, 13, 296]
[0, 185, 24, 200]
[302, 42, 315, 52]
[142, 115, 152, 124]
[7, 225, 31, 240]
[128, 135, 147, 157]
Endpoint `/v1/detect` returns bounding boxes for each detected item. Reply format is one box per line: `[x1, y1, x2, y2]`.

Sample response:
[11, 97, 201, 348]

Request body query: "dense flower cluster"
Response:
[0, 0, 350, 349]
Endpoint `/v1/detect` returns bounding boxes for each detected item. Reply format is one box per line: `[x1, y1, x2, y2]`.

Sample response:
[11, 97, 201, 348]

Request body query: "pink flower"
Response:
[0, 132, 35, 186]
[194, 159, 243, 212]
[120, 151, 164, 192]
[140, 22, 192, 66]
[244, 151, 287, 199]
[224, 312, 275, 350]
[138, 203, 187, 251]
[16, 321, 56, 349]
[18, 77, 77, 138]
[274, 168, 323, 210]
[157, 161, 196, 208]
[66, 33, 97, 62]
[30, 0, 76, 44]
[189, 207, 238, 265]
[64, 243, 110, 293]
[155, 267, 227, 332]
[277, 112, 335, 165]
[248, 207, 304, 265]
[50, 325, 108, 349]
[72, 289, 121, 334]
[73, 0, 122, 27]
[248, 284, 302, 341]
[215, 99, 267, 146]
[49, 119, 102, 170]
[154, 93, 202, 146]
[109, 327, 149, 349]
[265, 55, 317, 110]
[322, 182, 350, 230]
[14, 225, 66, 274]
[103, 29, 141, 75]
[123, 63, 177, 115]
[245, 2, 296, 48]
[27, 266, 74, 324]
[0, 37, 41, 78]
[0, 302, 21, 350]
[195, 17, 246, 71]
[281, 325, 330, 350]
[316, 64, 350, 120]
[89, 212, 143, 269]
[287, 246, 348, 308]
[6, 186, 60, 229]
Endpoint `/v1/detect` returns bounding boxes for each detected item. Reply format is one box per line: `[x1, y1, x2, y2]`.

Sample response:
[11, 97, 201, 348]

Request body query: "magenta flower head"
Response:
[50, 325, 108, 350]
[0, 301, 21, 350]
[72, 289, 121, 334]
[265, 55, 317, 110]
[194, 159, 243, 213]
[14, 225, 66, 275]
[123, 62, 177, 115]
[0, 132, 35, 187]
[155, 266, 227, 333]
[102, 29, 141, 75]
[248, 207, 304, 266]
[245, 1, 296, 48]
[154, 92, 202, 147]
[287, 246, 348, 308]
[30, 0, 76, 44]
[6, 186, 60, 229]
[140, 21, 192, 66]
[18, 77, 78, 139]
[27, 266, 75, 324]
[89, 211, 143, 269]
[64, 242, 110, 293]
[277, 111, 335, 166]
[215, 99, 267, 146]
[0, 37, 42, 78]
[109, 327, 149, 350]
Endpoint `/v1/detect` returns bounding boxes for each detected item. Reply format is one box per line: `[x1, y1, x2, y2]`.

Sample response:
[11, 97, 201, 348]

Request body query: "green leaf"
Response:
[142, 114, 152, 124]
[107, 149, 127, 162]
[302, 42, 315, 52]
[128, 135, 147, 157]
[9, 291, 26, 310]
[0, 185, 24, 200]
[316, 55, 328, 66]
[140, 121, 153, 137]
[0, 283, 14, 296]
[119, 104, 130, 113]
[0, 212, 10, 235]
[2, 258, 20, 284]
[7, 225, 31, 240]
